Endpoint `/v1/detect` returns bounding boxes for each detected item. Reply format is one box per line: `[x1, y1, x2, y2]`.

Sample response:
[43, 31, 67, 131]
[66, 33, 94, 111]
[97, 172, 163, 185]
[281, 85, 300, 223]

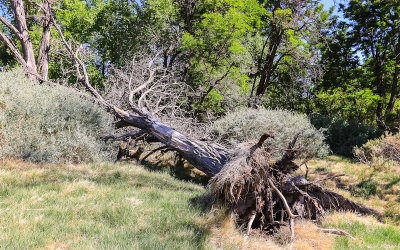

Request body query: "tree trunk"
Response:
[111, 107, 230, 176]
[375, 60, 387, 130]
[253, 30, 282, 105]
[10, 0, 37, 75]
[37, 0, 52, 81]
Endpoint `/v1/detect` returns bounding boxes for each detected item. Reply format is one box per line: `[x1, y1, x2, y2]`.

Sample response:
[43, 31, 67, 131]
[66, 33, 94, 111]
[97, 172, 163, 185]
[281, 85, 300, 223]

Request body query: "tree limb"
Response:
[310, 174, 345, 184]
[317, 228, 356, 240]
[141, 145, 169, 162]
[0, 31, 26, 66]
[0, 15, 23, 40]
[101, 130, 147, 141]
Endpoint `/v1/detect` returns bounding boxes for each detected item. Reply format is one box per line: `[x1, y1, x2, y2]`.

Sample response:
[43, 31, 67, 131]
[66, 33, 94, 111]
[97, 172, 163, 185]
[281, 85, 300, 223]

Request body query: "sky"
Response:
[320, 0, 347, 20]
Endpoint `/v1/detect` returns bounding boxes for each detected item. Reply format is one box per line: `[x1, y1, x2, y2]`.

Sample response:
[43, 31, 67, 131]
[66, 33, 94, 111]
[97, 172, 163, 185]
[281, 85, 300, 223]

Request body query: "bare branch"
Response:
[50, 16, 105, 103]
[0, 31, 25, 66]
[310, 174, 345, 184]
[141, 145, 169, 162]
[101, 130, 147, 141]
[0, 15, 23, 40]
[317, 228, 356, 240]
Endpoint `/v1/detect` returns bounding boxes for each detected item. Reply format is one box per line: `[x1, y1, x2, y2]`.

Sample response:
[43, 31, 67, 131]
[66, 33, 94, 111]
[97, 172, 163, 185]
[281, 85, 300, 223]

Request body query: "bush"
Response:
[353, 133, 400, 166]
[210, 108, 329, 159]
[0, 69, 116, 163]
[310, 115, 381, 157]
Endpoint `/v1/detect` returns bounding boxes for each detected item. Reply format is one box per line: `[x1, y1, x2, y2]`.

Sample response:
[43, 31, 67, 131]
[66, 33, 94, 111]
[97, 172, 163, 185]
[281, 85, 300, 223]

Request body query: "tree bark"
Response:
[253, 28, 283, 105]
[111, 107, 230, 176]
[0, 0, 53, 81]
[10, 0, 37, 75]
[37, 0, 52, 81]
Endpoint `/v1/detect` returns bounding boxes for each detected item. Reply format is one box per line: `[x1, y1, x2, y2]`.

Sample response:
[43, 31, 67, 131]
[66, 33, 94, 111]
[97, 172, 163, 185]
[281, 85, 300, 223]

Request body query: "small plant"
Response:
[210, 108, 329, 159]
[0, 69, 116, 163]
[384, 200, 400, 223]
[353, 133, 400, 167]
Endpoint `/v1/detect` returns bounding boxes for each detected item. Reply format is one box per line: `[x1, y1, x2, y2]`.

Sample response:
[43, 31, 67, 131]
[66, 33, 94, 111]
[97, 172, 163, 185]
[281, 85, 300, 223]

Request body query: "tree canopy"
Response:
[0, 0, 399, 134]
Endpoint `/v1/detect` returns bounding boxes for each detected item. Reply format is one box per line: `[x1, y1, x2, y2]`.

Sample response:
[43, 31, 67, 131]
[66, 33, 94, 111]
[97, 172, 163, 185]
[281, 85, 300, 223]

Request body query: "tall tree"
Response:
[249, 0, 328, 105]
[343, 0, 400, 129]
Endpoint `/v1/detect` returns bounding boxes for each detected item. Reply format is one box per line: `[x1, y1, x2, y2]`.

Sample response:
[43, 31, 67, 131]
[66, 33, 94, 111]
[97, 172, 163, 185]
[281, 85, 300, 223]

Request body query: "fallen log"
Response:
[48, 28, 381, 238]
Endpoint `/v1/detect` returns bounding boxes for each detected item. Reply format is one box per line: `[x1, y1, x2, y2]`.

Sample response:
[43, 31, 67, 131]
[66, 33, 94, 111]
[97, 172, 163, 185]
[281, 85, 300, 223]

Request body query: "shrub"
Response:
[0, 69, 116, 163]
[210, 108, 329, 159]
[310, 115, 381, 157]
[353, 133, 400, 166]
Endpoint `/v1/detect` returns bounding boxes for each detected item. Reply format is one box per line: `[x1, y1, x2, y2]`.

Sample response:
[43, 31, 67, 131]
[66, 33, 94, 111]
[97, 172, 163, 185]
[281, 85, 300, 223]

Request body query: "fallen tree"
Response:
[3, 5, 381, 239]
[75, 68, 381, 238]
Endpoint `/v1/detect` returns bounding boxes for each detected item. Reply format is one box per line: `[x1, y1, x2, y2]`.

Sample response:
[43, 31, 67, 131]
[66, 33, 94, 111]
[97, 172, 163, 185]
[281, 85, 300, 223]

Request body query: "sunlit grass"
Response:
[0, 159, 210, 249]
[1, 156, 399, 249]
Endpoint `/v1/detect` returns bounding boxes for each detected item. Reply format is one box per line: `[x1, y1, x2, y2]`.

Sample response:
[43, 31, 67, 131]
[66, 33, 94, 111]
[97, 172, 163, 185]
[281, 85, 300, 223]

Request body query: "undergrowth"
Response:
[0, 69, 116, 163]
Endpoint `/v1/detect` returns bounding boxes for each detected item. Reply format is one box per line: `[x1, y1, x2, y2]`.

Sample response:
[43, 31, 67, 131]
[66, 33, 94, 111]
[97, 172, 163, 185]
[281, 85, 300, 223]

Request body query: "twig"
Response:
[311, 174, 345, 184]
[141, 146, 169, 162]
[317, 228, 356, 240]
[101, 130, 146, 141]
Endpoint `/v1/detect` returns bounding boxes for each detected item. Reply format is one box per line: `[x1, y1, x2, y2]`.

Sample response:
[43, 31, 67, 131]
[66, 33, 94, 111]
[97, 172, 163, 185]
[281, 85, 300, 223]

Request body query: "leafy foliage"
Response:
[211, 108, 329, 159]
[311, 115, 381, 157]
[0, 69, 116, 163]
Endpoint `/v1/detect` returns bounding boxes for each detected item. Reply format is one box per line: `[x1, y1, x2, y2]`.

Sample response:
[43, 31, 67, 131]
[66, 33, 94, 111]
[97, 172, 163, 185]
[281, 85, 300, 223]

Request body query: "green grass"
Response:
[1, 156, 400, 249]
[323, 214, 400, 250]
[0, 160, 210, 249]
[305, 156, 400, 249]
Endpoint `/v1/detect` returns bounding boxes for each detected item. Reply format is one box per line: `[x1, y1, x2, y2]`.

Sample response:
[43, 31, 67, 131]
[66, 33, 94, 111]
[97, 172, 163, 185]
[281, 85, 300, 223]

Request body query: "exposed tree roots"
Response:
[209, 134, 381, 238]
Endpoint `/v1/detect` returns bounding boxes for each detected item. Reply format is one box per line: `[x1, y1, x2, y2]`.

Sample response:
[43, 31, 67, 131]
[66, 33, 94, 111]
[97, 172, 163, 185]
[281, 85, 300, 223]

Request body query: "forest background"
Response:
[1, 0, 400, 156]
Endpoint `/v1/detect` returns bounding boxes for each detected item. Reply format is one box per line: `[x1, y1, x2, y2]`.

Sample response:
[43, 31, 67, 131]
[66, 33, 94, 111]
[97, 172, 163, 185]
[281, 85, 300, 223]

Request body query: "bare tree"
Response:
[0, 0, 52, 80]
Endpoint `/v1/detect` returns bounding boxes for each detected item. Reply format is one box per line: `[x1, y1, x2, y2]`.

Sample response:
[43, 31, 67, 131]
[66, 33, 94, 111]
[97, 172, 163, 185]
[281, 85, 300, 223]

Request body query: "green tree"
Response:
[342, 0, 400, 129]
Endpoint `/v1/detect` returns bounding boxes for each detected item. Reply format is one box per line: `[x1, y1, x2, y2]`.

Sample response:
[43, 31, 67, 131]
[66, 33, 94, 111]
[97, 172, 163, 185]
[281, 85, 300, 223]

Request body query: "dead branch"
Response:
[317, 228, 356, 240]
[141, 145, 169, 162]
[311, 174, 345, 184]
[101, 130, 147, 141]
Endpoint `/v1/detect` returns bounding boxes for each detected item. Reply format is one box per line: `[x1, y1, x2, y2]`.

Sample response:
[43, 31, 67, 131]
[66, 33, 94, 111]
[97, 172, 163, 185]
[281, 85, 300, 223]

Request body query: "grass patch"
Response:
[0, 159, 210, 249]
[0, 156, 399, 249]
[322, 212, 400, 249]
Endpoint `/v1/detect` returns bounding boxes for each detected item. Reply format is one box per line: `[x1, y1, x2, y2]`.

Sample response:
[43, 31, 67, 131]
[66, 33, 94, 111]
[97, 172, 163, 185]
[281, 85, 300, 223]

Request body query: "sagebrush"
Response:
[0, 69, 116, 163]
[210, 108, 329, 159]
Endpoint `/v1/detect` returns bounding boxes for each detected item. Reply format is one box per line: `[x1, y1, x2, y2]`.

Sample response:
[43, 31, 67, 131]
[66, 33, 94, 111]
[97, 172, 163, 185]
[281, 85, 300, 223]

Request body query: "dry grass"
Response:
[207, 207, 282, 250]
[300, 156, 400, 214]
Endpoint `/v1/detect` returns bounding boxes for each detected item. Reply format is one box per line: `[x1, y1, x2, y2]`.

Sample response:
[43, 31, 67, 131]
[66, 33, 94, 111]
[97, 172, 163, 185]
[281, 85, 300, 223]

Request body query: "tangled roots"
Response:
[209, 135, 380, 236]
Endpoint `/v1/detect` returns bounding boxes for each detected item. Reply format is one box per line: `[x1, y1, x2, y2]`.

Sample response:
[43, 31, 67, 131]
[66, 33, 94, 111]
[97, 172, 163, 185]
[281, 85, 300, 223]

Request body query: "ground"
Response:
[0, 156, 399, 249]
